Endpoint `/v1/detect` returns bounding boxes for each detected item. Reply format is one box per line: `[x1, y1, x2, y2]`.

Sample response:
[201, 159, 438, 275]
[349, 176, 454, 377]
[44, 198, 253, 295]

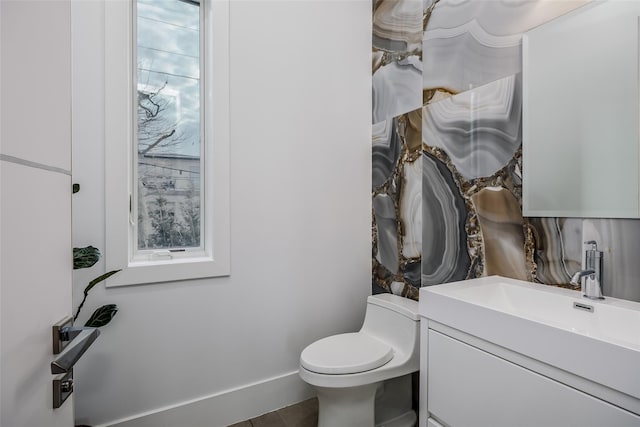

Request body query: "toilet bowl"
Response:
[299, 294, 419, 427]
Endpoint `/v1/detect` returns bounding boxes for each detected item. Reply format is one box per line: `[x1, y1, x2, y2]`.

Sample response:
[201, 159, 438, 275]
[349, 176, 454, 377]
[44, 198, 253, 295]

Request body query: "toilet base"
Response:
[314, 374, 416, 427]
[316, 383, 379, 427]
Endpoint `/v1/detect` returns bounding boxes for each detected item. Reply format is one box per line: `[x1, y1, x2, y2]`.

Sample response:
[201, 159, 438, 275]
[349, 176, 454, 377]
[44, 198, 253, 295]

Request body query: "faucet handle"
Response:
[570, 269, 595, 288]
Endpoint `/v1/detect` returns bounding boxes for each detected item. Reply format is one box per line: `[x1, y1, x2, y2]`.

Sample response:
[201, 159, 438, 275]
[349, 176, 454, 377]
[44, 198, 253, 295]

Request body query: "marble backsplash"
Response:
[372, 0, 640, 303]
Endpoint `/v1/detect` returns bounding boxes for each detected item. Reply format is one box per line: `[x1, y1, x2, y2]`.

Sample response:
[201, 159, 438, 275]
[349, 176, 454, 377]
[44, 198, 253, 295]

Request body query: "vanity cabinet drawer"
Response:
[427, 330, 640, 426]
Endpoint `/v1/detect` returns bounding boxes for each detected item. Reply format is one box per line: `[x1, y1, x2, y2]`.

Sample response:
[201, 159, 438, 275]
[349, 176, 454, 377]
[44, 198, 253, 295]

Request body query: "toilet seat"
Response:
[300, 333, 393, 375]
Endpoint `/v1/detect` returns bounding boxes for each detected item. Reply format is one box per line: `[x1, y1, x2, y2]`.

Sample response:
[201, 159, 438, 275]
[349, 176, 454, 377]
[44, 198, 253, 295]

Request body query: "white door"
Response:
[1, 1, 75, 426]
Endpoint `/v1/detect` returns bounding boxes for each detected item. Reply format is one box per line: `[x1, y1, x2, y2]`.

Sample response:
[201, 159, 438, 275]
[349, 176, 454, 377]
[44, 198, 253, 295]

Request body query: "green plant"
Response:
[73, 246, 120, 327]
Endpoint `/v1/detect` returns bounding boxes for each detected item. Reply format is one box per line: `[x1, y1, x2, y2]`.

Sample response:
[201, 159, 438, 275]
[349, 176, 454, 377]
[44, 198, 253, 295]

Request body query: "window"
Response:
[105, 0, 230, 286]
[135, 0, 202, 253]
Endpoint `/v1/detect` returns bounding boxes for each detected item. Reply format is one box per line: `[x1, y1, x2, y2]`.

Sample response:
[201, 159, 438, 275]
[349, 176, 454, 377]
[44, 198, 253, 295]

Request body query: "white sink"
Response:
[420, 276, 640, 406]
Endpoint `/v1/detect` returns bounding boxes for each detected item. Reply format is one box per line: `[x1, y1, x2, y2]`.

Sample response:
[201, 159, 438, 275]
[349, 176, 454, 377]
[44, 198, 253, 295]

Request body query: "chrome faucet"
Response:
[570, 240, 604, 300]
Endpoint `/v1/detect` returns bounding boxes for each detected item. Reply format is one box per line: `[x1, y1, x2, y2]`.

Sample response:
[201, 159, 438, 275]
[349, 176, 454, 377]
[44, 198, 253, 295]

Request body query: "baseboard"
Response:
[98, 371, 315, 427]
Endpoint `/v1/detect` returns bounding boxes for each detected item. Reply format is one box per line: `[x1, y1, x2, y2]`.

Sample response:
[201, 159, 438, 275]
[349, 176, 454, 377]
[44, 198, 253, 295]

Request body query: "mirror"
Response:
[522, 0, 640, 218]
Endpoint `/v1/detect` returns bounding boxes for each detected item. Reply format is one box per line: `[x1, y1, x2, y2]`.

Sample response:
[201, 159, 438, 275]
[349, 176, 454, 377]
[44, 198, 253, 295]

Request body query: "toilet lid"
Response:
[300, 333, 394, 375]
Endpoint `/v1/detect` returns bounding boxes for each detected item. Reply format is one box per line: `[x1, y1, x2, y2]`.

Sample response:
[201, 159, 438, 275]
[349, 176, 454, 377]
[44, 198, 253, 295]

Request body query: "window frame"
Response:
[105, 0, 230, 286]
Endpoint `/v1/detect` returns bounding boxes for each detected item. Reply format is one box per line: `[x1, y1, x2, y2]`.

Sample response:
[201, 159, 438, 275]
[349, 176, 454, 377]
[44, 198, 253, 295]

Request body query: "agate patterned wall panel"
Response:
[372, 0, 426, 298]
[420, 0, 588, 293]
[372, 0, 598, 299]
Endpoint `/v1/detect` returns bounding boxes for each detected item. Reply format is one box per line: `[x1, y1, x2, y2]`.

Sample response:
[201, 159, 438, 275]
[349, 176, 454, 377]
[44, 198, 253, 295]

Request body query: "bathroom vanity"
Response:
[418, 276, 640, 427]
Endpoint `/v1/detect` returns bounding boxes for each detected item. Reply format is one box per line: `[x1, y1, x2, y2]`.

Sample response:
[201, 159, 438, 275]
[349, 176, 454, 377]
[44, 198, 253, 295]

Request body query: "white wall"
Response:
[71, 1, 372, 426]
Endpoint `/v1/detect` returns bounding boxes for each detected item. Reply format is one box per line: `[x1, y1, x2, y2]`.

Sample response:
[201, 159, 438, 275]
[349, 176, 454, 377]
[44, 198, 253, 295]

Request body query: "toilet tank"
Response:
[360, 294, 419, 353]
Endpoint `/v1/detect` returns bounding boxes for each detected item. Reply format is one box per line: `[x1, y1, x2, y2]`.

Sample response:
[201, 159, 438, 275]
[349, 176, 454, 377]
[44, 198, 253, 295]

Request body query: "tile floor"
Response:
[228, 398, 318, 427]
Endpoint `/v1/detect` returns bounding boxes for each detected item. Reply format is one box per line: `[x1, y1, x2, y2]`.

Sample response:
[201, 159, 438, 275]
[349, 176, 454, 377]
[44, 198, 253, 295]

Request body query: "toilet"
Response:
[299, 293, 419, 427]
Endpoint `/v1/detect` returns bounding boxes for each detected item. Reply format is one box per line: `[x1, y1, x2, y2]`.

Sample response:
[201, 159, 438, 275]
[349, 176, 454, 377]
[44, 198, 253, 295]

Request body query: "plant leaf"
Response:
[83, 270, 121, 295]
[84, 304, 118, 328]
[73, 246, 101, 270]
